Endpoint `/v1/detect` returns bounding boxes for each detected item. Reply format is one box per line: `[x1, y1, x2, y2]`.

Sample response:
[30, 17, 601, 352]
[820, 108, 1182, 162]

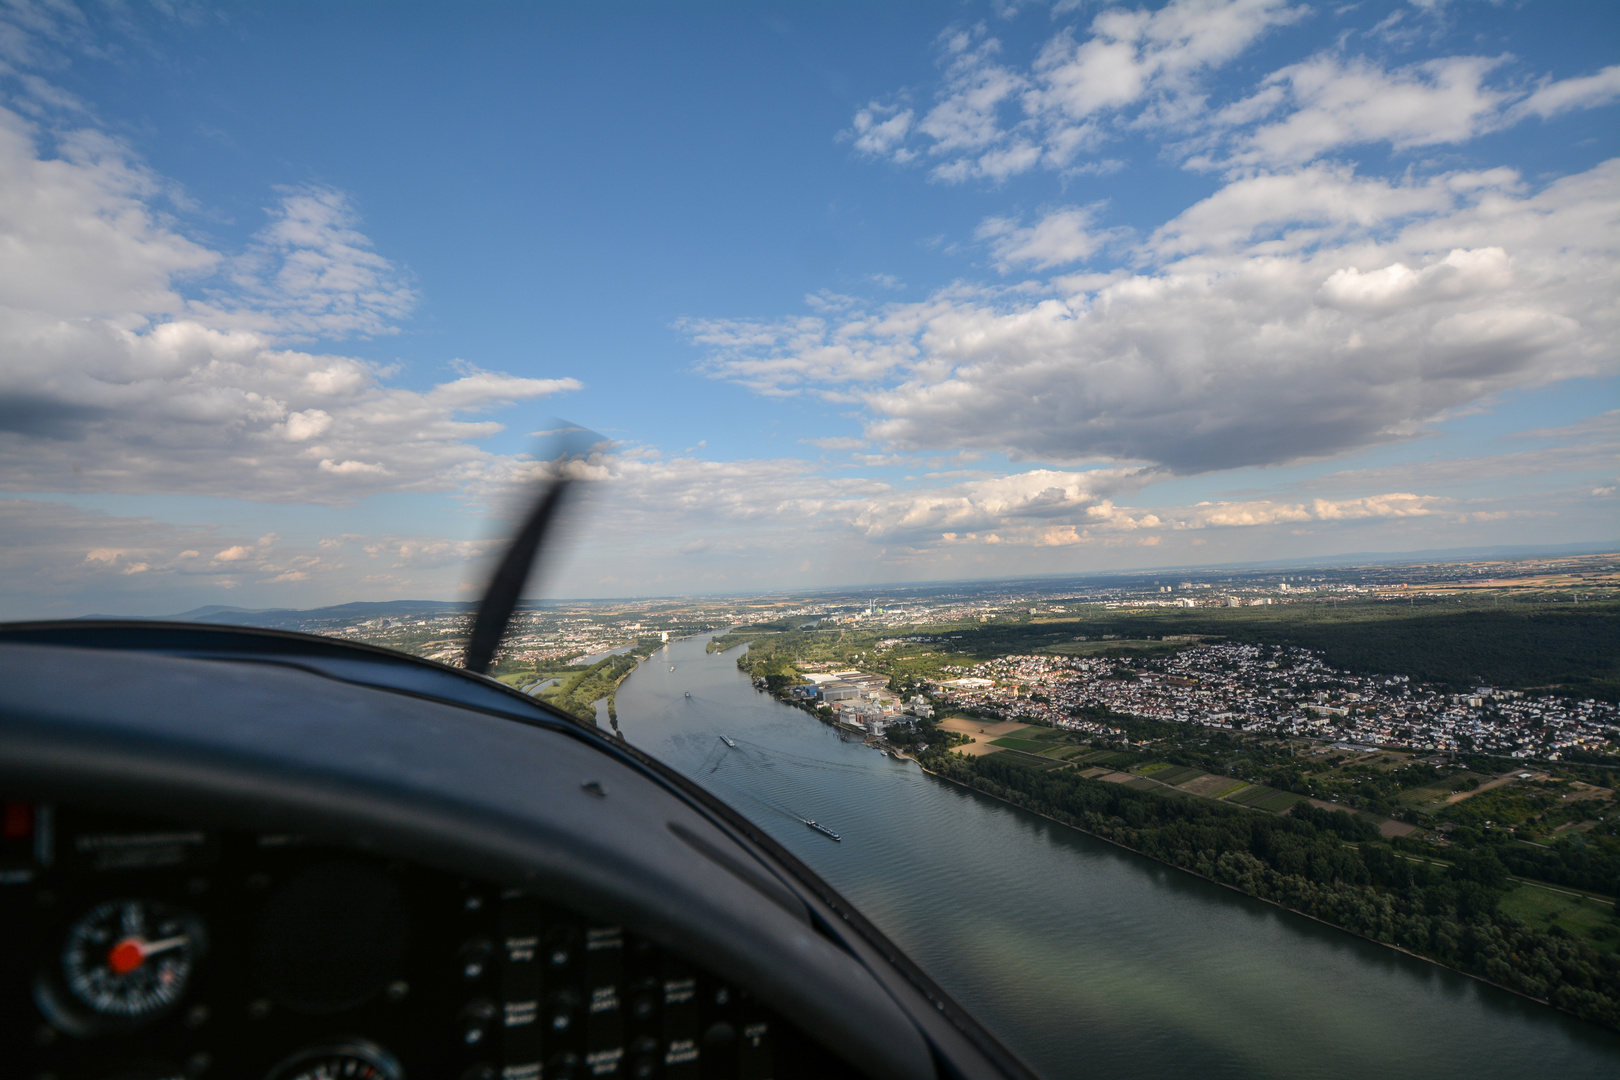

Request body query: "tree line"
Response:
[922, 751, 1620, 1030]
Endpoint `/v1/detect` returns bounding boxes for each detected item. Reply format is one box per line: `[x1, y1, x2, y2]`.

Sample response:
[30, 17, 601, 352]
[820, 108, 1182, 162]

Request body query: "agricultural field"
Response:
[1146, 765, 1206, 786]
[1226, 785, 1311, 812]
[1499, 883, 1619, 954]
[989, 736, 1054, 752]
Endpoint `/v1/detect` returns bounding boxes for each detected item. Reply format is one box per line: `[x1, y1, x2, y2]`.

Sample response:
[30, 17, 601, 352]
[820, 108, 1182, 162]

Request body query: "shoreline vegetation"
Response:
[913, 756, 1605, 1016]
[911, 750, 1619, 1030]
[714, 608, 1620, 1033]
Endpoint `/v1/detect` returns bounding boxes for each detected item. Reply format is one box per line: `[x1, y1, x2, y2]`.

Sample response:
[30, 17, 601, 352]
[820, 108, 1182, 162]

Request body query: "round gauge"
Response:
[60, 898, 205, 1023]
[265, 1040, 404, 1080]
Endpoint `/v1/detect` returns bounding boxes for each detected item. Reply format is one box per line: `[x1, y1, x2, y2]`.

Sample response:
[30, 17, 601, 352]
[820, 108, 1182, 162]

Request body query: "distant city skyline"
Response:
[1, 0, 1615, 617]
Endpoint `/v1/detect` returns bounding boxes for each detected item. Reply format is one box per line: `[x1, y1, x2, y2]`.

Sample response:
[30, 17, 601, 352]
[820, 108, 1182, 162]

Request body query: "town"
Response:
[928, 645, 1619, 761]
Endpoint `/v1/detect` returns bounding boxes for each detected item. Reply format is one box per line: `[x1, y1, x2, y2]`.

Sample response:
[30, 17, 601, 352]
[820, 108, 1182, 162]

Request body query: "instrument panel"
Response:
[1, 801, 856, 1080]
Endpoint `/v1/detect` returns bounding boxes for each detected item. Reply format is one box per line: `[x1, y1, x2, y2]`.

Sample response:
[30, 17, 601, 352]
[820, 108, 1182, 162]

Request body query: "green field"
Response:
[992, 748, 1072, 771]
[1226, 785, 1309, 812]
[990, 736, 1051, 752]
[1396, 773, 1491, 809]
[1037, 639, 1184, 659]
[1149, 766, 1207, 786]
[1499, 883, 1619, 954]
[1075, 750, 1136, 768]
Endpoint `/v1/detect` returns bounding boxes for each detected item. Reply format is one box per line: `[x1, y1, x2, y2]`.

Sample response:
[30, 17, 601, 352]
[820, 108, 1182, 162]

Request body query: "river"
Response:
[613, 633, 1620, 1079]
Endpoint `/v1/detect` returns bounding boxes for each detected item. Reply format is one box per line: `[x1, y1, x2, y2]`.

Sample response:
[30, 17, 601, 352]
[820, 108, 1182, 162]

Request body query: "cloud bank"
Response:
[691, 160, 1618, 473]
[0, 102, 580, 504]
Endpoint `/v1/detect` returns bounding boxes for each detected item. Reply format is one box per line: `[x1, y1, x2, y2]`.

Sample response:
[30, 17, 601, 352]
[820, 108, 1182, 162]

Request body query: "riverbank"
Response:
[912, 749, 1618, 1031]
[911, 752, 1571, 1014]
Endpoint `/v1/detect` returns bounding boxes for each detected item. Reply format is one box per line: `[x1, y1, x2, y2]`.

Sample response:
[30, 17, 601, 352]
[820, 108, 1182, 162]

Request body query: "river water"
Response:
[613, 634, 1620, 1079]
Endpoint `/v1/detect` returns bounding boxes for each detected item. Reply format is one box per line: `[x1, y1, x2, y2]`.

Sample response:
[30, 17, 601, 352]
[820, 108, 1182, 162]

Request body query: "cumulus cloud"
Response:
[689, 159, 1619, 474]
[0, 109, 218, 323]
[0, 100, 581, 503]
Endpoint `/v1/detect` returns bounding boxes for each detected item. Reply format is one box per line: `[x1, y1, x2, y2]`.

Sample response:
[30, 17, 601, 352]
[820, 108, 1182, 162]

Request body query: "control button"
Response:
[460, 999, 497, 1047]
[627, 975, 658, 1027]
[459, 937, 494, 981]
[545, 925, 578, 973]
[546, 989, 580, 1034]
[629, 1035, 660, 1079]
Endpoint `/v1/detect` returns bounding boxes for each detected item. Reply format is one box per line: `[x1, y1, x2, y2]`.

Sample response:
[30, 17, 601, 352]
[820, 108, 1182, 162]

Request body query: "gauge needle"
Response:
[107, 934, 189, 974]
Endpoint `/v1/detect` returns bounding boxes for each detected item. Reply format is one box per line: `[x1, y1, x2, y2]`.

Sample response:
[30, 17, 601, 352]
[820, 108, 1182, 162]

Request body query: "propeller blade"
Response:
[463, 468, 574, 675]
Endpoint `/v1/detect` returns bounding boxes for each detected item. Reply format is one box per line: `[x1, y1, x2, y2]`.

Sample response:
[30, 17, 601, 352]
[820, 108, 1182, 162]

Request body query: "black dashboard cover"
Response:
[0, 622, 1039, 1080]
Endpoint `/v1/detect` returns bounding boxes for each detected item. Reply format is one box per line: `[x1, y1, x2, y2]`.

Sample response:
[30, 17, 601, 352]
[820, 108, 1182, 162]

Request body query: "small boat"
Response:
[670, 665, 675, 672]
[804, 819, 841, 842]
[720, 734, 736, 747]
[685, 692, 692, 699]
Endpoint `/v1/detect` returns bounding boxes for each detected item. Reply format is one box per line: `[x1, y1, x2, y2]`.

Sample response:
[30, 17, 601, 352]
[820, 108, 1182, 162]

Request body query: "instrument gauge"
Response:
[57, 898, 205, 1025]
[265, 1040, 404, 1080]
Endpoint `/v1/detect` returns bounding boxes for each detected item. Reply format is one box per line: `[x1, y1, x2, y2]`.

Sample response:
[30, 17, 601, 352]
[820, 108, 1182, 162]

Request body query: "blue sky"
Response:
[0, 0, 1615, 615]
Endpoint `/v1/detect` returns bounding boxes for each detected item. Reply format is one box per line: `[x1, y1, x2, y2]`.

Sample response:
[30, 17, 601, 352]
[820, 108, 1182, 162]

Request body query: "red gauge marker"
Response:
[107, 938, 145, 975]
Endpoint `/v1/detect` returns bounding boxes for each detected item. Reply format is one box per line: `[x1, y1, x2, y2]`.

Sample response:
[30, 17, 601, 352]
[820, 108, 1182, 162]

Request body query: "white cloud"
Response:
[1218, 54, 1510, 165]
[690, 159, 1620, 474]
[193, 185, 418, 339]
[848, 0, 1307, 182]
[851, 9, 1620, 181]
[802, 436, 868, 451]
[0, 109, 218, 324]
[0, 100, 582, 504]
[978, 203, 1121, 270]
[1031, 0, 1309, 120]
[1147, 163, 1470, 255]
[1315, 246, 1512, 312]
[846, 102, 915, 160]
[1509, 64, 1620, 122]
